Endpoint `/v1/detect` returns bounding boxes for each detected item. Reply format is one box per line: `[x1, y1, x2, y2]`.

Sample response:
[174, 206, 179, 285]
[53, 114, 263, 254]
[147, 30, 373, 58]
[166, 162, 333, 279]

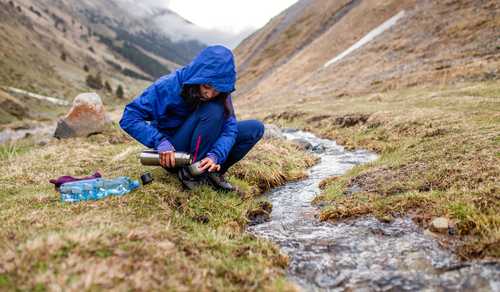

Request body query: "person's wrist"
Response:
[157, 139, 175, 153]
[206, 153, 218, 164]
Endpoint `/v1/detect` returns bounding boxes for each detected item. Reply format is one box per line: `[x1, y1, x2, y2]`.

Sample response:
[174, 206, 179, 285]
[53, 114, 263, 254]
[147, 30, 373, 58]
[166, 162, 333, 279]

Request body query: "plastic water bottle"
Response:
[59, 177, 140, 202]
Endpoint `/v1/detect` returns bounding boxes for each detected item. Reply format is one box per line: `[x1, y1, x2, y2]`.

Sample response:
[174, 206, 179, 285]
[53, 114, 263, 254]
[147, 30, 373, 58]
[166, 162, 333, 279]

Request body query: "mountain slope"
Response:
[0, 0, 212, 102]
[235, 0, 499, 107]
[234, 0, 365, 94]
[73, 0, 207, 66]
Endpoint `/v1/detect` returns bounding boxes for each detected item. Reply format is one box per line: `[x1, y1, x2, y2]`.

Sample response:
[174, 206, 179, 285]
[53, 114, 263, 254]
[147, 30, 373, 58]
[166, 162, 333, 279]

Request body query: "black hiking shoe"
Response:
[207, 172, 236, 192]
[177, 167, 209, 190]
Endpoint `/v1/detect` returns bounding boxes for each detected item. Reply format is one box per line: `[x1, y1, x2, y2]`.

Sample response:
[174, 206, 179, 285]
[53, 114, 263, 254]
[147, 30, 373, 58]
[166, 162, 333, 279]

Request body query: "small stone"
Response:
[345, 184, 362, 196]
[247, 208, 271, 226]
[193, 214, 209, 224]
[282, 127, 298, 133]
[54, 92, 111, 139]
[378, 214, 394, 223]
[258, 201, 273, 213]
[292, 138, 313, 150]
[263, 124, 284, 140]
[314, 271, 348, 288]
[312, 143, 326, 153]
[37, 138, 50, 146]
[430, 217, 450, 234]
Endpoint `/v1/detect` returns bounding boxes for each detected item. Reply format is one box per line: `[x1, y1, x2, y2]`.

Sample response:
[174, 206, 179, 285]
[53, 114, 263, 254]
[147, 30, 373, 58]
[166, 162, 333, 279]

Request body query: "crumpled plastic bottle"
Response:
[59, 177, 140, 202]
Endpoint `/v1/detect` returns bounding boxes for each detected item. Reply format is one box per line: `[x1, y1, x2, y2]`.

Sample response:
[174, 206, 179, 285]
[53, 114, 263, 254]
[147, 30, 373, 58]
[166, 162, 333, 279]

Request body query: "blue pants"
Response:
[168, 101, 264, 173]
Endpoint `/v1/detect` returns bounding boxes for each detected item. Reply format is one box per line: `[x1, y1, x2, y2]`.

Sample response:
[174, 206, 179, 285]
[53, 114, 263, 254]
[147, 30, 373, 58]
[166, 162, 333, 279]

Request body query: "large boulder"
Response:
[54, 93, 111, 139]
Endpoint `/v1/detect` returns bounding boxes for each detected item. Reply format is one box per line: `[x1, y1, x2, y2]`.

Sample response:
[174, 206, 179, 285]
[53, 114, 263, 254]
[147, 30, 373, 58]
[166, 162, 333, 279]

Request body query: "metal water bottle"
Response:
[139, 150, 192, 166]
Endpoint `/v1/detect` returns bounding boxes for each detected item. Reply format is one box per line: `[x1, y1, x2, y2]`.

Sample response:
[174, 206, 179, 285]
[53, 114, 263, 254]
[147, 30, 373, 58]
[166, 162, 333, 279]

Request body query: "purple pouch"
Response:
[49, 172, 102, 190]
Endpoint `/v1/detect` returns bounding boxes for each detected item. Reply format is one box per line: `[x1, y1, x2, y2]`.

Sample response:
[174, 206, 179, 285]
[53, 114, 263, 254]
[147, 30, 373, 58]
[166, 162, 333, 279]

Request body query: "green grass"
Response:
[0, 128, 314, 290]
[0, 139, 35, 161]
[0, 142, 19, 160]
[257, 81, 500, 259]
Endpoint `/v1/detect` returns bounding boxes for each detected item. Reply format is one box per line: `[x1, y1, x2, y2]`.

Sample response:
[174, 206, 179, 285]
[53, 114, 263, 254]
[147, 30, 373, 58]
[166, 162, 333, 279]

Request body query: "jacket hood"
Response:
[179, 45, 236, 93]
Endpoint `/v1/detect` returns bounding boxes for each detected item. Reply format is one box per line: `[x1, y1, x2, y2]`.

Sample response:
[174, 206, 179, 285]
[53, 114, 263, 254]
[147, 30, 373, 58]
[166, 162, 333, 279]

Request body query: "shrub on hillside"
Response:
[86, 73, 103, 90]
[104, 81, 112, 93]
[97, 33, 169, 79]
[116, 85, 124, 99]
[122, 68, 152, 81]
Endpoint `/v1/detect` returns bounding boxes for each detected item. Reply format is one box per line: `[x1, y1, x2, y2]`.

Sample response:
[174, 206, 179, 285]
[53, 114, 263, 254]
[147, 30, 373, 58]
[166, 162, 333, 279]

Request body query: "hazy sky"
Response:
[168, 0, 298, 34]
[128, 0, 299, 47]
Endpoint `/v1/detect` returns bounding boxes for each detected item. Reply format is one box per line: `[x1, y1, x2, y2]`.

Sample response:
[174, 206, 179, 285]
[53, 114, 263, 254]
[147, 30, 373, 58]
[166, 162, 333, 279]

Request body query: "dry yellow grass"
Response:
[0, 126, 313, 291]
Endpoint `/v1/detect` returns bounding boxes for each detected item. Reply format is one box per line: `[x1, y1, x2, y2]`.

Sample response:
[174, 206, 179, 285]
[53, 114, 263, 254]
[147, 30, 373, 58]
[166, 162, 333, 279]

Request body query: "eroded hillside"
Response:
[235, 0, 499, 109]
[0, 0, 208, 102]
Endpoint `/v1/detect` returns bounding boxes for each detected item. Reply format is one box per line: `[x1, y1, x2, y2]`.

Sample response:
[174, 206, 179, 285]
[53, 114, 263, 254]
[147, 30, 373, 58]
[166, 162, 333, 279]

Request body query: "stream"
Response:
[0, 124, 56, 145]
[248, 130, 499, 291]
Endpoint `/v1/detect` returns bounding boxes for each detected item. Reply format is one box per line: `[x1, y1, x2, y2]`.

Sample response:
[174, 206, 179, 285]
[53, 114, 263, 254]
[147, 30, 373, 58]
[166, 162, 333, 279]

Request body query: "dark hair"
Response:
[181, 84, 233, 117]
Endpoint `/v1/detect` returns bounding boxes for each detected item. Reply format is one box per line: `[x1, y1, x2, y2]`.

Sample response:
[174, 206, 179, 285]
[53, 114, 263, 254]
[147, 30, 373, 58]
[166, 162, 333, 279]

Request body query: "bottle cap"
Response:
[140, 172, 154, 185]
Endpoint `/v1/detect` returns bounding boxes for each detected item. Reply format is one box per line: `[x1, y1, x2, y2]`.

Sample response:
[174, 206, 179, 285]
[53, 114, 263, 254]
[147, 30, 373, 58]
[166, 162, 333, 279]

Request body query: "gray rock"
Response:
[263, 123, 285, 140]
[314, 271, 348, 288]
[292, 138, 313, 150]
[37, 138, 50, 146]
[282, 127, 298, 133]
[312, 143, 326, 153]
[54, 93, 111, 139]
[430, 217, 450, 234]
[345, 184, 362, 196]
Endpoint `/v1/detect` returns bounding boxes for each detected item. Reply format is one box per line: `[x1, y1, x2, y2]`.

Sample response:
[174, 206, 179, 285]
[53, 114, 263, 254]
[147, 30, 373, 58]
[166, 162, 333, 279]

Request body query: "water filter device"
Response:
[139, 150, 192, 166]
[139, 150, 207, 177]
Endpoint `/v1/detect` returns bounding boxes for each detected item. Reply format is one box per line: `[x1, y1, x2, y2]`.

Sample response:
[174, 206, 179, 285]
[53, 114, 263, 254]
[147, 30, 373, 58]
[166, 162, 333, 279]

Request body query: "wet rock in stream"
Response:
[247, 201, 273, 226]
[292, 138, 314, 150]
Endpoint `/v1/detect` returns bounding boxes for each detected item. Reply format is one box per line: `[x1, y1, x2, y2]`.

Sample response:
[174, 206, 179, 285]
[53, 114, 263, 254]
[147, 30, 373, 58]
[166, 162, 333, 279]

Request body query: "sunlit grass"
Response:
[0, 128, 311, 291]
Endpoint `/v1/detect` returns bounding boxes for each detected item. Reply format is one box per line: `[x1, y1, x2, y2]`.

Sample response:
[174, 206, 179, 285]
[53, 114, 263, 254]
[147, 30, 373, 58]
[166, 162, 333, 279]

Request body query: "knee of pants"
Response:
[196, 101, 224, 122]
[244, 119, 264, 142]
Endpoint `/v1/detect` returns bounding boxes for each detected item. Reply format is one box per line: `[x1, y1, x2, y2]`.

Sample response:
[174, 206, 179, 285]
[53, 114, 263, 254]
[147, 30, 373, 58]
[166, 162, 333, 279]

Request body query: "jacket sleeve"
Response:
[207, 95, 238, 164]
[119, 83, 170, 149]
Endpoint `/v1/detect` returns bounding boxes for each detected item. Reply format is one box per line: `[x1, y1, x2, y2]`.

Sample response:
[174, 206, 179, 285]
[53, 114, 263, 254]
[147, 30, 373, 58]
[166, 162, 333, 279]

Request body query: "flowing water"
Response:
[248, 130, 499, 291]
[0, 124, 55, 144]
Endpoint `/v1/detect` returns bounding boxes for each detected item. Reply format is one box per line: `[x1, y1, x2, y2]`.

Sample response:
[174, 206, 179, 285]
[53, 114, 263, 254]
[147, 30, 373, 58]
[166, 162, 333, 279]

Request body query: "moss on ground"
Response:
[0, 126, 315, 291]
[261, 81, 500, 260]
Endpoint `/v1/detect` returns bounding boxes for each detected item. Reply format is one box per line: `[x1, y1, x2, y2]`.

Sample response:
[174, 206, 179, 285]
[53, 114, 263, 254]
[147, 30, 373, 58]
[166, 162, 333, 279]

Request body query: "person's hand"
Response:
[159, 151, 176, 168]
[199, 157, 221, 172]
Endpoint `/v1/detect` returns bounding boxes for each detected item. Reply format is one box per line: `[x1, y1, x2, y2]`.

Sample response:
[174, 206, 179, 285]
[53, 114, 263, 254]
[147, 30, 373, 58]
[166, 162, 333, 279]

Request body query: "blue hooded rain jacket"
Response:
[119, 45, 238, 164]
